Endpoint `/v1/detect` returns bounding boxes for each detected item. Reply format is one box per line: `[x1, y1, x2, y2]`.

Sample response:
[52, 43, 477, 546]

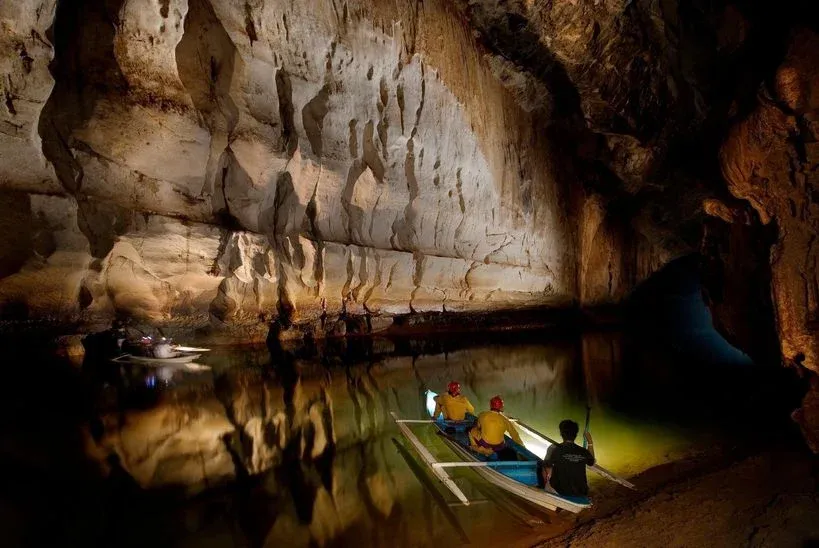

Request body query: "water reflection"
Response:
[88, 330, 732, 547]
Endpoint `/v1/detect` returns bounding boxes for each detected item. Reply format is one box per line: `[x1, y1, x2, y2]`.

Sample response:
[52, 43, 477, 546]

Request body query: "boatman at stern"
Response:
[540, 419, 595, 497]
[433, 381, 475, 421]
[469, 395, 523, 455]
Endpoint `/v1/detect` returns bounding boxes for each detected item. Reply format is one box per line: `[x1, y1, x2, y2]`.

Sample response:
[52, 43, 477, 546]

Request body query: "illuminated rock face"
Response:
[0, 0, 599, 338]
[3, 1, 819, 442]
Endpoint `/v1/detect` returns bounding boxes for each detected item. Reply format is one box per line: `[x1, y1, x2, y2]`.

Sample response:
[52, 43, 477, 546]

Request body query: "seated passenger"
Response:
[468, 395, 523, 455]
[433, 381, 475, 421]
[540, 419, 595, 497]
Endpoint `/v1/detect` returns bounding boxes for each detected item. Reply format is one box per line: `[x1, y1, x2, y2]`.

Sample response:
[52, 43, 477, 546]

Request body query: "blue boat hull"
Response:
[426, 389, 591, 508]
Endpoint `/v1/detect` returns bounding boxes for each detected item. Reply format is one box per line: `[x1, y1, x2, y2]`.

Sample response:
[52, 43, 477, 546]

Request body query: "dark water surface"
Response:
[0, 323, 802, 548]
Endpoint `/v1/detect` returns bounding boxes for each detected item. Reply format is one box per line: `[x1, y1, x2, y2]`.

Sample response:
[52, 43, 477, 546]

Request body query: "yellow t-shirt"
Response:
[474, 410, 523, 445]
[433, 393, 475, 421]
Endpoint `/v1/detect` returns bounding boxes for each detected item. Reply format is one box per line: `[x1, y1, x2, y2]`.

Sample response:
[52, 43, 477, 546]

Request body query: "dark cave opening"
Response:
[628, 254, 752, 367]
[621, 254, 806, 446]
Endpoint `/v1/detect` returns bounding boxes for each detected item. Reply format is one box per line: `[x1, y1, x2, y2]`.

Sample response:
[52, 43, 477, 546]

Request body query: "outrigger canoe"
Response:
[391, 390, 634, 513]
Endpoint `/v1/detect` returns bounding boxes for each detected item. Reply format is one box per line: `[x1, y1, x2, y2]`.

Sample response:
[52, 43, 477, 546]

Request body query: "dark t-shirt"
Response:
[545, 442, 595, 497]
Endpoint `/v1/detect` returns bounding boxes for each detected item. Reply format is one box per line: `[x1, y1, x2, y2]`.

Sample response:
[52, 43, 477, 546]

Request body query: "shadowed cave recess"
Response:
[1, 0, 819, 545]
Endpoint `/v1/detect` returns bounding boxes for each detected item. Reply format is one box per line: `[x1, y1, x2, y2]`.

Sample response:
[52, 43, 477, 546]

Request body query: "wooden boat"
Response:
[112, 353, 202, 365]
[391, 390, 634, 513]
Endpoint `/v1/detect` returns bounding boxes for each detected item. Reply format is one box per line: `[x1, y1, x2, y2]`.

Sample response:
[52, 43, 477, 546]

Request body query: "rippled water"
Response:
[84, 328, 769, 547]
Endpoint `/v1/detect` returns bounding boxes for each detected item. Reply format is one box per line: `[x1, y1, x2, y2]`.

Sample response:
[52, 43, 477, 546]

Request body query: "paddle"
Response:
[583, 405, 591, 449]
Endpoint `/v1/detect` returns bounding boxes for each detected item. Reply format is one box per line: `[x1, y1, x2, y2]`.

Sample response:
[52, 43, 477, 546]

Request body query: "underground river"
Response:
[0, 320, 804, 548]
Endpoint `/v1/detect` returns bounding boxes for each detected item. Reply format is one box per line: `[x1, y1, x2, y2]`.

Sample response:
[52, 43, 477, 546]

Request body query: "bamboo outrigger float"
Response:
[391, 390, 635, 513]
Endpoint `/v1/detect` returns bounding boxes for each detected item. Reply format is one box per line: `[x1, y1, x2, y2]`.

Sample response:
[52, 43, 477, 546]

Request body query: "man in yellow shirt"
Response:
[433, 381, 475, 421]
[469, 395, 523, 455]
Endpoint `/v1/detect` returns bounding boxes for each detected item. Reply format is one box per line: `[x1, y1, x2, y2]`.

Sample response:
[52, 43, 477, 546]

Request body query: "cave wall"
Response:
[3, 0, 819, 442]
[718, 28, 819, 449]
[2, 0, 655, 339]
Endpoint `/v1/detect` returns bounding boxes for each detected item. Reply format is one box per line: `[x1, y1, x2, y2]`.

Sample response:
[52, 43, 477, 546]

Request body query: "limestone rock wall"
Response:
[5, 0, 817, 454]
[719, 28, 819, 449]
[0, 0, 59, 194]
[0, 0, 617, 339]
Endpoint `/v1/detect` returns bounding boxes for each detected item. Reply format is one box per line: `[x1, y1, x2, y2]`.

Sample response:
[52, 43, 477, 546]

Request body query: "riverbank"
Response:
[513, 442, 818, 548]
[0, 304, 625, 351]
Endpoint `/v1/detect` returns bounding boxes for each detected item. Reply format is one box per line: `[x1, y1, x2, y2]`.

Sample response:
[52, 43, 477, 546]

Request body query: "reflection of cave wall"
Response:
[100, 344, 574, 491]
[95, 343, 574, 544]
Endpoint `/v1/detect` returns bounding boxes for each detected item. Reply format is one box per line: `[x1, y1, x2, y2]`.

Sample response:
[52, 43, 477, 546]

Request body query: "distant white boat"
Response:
[113, 353, 202, 365]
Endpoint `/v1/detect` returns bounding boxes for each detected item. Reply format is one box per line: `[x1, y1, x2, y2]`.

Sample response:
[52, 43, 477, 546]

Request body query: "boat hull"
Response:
[114, 353, 201, 365]
[426, 390, 591, 513]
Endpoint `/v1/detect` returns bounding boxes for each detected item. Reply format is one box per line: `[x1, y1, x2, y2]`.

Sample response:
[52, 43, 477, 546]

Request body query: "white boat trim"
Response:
[390, 411, 470, 506]
[433, 461, 538, 468]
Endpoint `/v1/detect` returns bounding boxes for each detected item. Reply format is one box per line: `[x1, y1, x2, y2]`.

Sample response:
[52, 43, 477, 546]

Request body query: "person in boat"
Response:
[151, 337, 175, 359]
[433, 381, 475, 421]
[540, 419, 595, 497]
[468, 395, 523, 456]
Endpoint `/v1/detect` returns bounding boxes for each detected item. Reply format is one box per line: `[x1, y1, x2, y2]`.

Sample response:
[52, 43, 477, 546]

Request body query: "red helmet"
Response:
[447, 381, 461, 396]
[490, 395, 504, 411]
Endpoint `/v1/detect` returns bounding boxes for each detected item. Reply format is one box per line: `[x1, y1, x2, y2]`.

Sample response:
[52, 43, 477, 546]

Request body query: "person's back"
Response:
[545, 441, 594, 496]
[475, 411, 509, 445]
[542, 419, 595, 497]
[435, 393, 474, 421]
[153, 342, 174, 359]
[469, 396, 523, 455]
[475, 405, 522, 445]
[433, 381, 475, 421]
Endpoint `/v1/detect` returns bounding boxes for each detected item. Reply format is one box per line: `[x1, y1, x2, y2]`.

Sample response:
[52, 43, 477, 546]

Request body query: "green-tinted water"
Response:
[90, 329, 757, 547]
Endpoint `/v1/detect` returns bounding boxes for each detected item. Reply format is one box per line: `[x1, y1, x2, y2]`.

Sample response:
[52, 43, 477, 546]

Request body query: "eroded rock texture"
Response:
[1, 0, 594, 338]
[719, 28, 819, 449]
[2, 0, 819, 441]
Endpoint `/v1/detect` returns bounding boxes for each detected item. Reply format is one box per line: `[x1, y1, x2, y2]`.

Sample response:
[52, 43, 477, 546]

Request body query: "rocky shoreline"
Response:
[523, 445, 819, 548]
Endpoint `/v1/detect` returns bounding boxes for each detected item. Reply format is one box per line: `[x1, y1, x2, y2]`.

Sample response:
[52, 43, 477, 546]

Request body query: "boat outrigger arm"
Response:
[391, 412, 472, 505]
